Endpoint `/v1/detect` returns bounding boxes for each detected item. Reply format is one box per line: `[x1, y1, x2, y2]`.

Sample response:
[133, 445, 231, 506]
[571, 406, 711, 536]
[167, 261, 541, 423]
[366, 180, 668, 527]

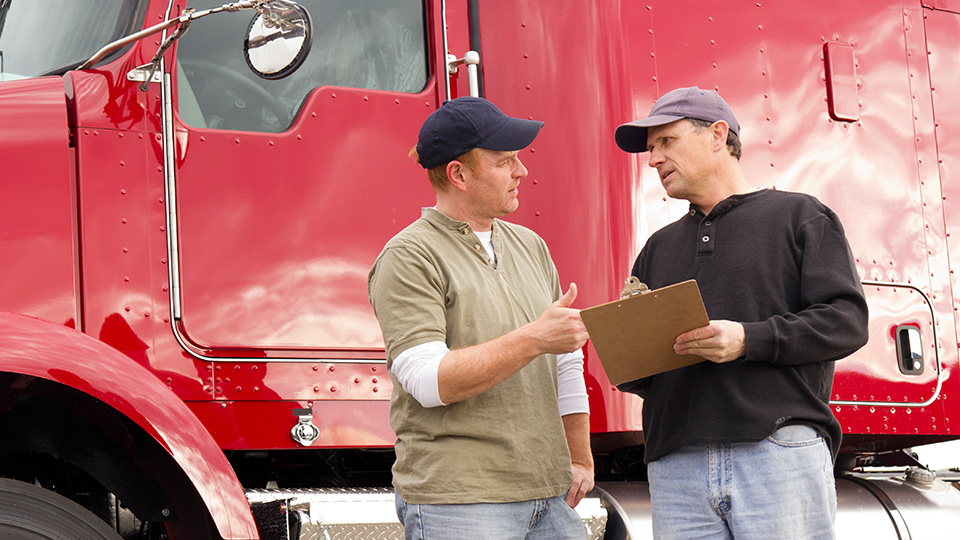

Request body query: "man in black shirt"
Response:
[614, 86, 869, 539]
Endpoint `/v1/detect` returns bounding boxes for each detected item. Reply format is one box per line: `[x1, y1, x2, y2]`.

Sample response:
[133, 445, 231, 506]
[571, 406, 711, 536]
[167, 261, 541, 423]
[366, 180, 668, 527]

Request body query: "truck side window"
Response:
[176, 0, 428, 133]
[0, 0, 148, 80]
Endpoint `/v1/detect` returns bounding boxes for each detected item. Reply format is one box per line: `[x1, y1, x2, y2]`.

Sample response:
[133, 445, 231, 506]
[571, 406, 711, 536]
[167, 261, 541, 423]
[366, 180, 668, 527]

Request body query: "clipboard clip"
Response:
[620, 276, 650, 298]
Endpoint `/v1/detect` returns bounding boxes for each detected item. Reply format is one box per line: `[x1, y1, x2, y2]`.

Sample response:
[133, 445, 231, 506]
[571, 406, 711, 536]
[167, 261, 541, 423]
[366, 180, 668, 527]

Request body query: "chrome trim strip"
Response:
[161, 70, 182, 321]
[441, 0, 450, 101]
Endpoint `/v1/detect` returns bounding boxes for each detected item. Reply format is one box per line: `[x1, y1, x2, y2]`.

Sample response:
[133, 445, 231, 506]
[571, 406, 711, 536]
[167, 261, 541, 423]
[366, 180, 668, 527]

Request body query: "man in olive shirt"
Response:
[368, 97, 592, 539]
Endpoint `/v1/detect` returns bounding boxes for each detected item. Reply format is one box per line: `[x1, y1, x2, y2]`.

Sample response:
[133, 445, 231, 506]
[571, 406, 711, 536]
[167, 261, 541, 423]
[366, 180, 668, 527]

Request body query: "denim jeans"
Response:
[647, 424, 836, 540]
[394, 492, 585, 540]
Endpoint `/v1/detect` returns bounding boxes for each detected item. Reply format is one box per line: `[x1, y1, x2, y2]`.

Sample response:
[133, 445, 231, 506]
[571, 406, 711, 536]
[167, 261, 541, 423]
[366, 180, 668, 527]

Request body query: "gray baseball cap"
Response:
[615, 87, 740, 153]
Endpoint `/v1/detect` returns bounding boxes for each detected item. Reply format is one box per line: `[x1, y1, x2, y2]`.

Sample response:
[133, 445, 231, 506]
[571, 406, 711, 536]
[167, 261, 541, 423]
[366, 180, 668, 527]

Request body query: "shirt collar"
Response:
[422, 207, 502, 235]
[689, 188, 768, 218]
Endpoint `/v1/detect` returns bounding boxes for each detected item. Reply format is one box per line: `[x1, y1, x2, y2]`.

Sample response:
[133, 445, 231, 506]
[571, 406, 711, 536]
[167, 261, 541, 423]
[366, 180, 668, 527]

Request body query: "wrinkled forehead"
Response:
[646, 118, 697, 145]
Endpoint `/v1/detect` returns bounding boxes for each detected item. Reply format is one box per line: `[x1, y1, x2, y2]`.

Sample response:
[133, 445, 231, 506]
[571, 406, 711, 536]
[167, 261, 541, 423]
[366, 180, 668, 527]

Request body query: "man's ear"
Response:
[446, 160, 469, 192]
[712, 121, 729, 152]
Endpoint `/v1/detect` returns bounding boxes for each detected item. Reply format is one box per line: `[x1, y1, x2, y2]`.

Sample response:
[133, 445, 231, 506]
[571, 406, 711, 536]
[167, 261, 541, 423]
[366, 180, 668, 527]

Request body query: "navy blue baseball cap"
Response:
[615, 87, 740, 153]
[416, 97, 544, 169]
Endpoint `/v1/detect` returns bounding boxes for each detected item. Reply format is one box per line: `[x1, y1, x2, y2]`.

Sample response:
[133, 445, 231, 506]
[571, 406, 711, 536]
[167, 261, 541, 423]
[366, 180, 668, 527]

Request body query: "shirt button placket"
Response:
[698, 219, 714, 255]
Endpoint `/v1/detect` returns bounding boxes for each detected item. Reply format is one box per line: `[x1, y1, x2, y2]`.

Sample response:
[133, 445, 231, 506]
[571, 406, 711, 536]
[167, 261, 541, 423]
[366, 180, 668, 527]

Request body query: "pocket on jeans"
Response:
[394, 491, 408, 523]
[765, 424, 822, 448]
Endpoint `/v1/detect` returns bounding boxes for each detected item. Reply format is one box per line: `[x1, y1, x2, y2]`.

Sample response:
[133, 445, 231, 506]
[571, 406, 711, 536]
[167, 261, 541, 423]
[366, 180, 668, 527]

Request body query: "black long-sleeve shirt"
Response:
[618, 189, 869, 463]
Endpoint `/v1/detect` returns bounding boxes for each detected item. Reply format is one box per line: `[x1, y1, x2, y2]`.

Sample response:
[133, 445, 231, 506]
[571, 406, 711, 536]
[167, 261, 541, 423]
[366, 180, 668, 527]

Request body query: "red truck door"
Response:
[160, 0, 447, 449]
[171, 0, 436, 354]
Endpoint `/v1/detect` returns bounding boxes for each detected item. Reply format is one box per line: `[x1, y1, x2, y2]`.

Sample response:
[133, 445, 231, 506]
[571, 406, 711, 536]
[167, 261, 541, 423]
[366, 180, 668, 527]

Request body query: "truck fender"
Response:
[0, 311, 258, 540]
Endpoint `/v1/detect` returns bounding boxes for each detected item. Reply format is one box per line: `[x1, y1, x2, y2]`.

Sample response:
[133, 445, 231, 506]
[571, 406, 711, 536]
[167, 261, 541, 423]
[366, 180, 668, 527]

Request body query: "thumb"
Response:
[554, 283, 578, 307]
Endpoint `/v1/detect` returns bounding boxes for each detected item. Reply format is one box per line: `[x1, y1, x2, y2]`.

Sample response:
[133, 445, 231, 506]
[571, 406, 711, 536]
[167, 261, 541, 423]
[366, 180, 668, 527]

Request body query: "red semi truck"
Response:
[2, 0, 960, 538]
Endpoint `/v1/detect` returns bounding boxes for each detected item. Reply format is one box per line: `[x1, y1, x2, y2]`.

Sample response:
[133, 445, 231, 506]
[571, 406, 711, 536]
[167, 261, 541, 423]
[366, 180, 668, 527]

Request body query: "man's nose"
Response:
[647, 149, 665, 168]
[514, 157, 529, 178]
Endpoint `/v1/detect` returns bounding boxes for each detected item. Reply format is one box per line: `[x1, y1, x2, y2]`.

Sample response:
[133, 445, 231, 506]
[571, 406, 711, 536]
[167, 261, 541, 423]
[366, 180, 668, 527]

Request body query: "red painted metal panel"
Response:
[66, 65, 160, 133]
[443, 0, 472, 100]
[0, 77, 78, 327]
[70, 91, 211, 400]
[189, 399, 393, 450]
[174, 86, 438, 352]
[924, 0, 960, 13]
[214, 361, 391, 402]
[925, 6, 960, 438]
[831, 285, 940, 406]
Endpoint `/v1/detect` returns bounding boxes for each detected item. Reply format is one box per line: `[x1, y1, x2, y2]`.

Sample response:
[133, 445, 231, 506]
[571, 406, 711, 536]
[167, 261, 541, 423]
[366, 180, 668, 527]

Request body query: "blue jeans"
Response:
[647, 425, 836, 540]
[395, 492, 585, 540]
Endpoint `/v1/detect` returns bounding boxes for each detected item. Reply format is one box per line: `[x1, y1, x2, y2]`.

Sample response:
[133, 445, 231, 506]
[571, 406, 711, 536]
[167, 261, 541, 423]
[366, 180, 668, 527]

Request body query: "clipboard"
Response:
[581, 279, 710, 385]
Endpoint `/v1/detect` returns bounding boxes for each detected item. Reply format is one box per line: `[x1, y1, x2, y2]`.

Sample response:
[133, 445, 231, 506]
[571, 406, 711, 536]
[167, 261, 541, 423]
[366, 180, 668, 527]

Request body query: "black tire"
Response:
[0, 478, 123, 540]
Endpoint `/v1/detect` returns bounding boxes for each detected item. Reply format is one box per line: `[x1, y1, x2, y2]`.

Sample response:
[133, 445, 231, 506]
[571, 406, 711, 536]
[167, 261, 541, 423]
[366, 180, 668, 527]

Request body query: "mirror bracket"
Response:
[126, 63, 164, 84]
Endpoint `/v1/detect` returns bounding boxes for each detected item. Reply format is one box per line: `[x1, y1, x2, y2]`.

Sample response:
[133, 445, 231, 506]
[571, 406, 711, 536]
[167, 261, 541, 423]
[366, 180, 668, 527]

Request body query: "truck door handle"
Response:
[895, 324, 924, 376]
[447, 50, 481, 97]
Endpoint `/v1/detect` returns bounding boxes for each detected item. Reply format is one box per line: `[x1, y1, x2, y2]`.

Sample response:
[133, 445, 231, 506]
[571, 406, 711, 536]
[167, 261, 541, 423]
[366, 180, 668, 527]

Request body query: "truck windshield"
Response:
[0, 0, 147, 80]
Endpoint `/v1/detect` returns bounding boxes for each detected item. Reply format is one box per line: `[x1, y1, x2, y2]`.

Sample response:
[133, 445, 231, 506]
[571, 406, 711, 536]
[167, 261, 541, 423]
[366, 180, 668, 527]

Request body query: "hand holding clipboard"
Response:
[580, 279, 709, 385]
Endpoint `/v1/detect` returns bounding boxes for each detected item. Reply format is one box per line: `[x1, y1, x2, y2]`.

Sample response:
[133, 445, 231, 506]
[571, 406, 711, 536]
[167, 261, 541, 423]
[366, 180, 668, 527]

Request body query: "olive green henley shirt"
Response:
[368, 208, 573, 504]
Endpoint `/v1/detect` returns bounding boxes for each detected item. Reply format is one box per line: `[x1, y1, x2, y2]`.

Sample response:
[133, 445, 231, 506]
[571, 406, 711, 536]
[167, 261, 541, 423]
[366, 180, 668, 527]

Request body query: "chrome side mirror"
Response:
[80, 1, 314, 87]
[244, 1, 313, 80]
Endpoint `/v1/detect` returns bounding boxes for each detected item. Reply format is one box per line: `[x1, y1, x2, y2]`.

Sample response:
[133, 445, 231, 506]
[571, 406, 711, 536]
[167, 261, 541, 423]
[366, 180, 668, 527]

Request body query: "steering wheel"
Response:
[178, 58, 291, 132]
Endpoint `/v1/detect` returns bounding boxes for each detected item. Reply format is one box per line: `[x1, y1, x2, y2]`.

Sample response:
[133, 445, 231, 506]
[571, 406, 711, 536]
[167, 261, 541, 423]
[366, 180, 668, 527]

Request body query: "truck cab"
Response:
[2, 1, 960, 539]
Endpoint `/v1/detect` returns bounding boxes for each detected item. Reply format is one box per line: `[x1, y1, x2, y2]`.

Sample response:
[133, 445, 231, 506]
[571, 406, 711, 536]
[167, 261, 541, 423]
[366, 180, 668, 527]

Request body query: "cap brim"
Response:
[478, 117, 544, 152]
[614, 114, 685, 153]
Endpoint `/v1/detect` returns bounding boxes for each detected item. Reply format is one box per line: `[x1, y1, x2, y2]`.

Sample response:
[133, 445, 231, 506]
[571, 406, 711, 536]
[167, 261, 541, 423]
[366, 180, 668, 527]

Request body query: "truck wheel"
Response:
[0, 478, 123, 540]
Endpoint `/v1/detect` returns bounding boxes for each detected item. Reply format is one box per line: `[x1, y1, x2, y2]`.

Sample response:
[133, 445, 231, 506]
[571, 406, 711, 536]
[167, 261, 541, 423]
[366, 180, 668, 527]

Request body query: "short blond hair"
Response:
[409, 147, 483, 192]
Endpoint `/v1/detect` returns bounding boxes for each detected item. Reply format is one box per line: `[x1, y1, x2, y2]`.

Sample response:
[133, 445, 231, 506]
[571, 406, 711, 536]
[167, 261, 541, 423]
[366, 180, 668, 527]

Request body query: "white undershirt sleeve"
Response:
[390, 341, 448, 408]
[557, 349, 590, 416]
[392, 340, 589, 414]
